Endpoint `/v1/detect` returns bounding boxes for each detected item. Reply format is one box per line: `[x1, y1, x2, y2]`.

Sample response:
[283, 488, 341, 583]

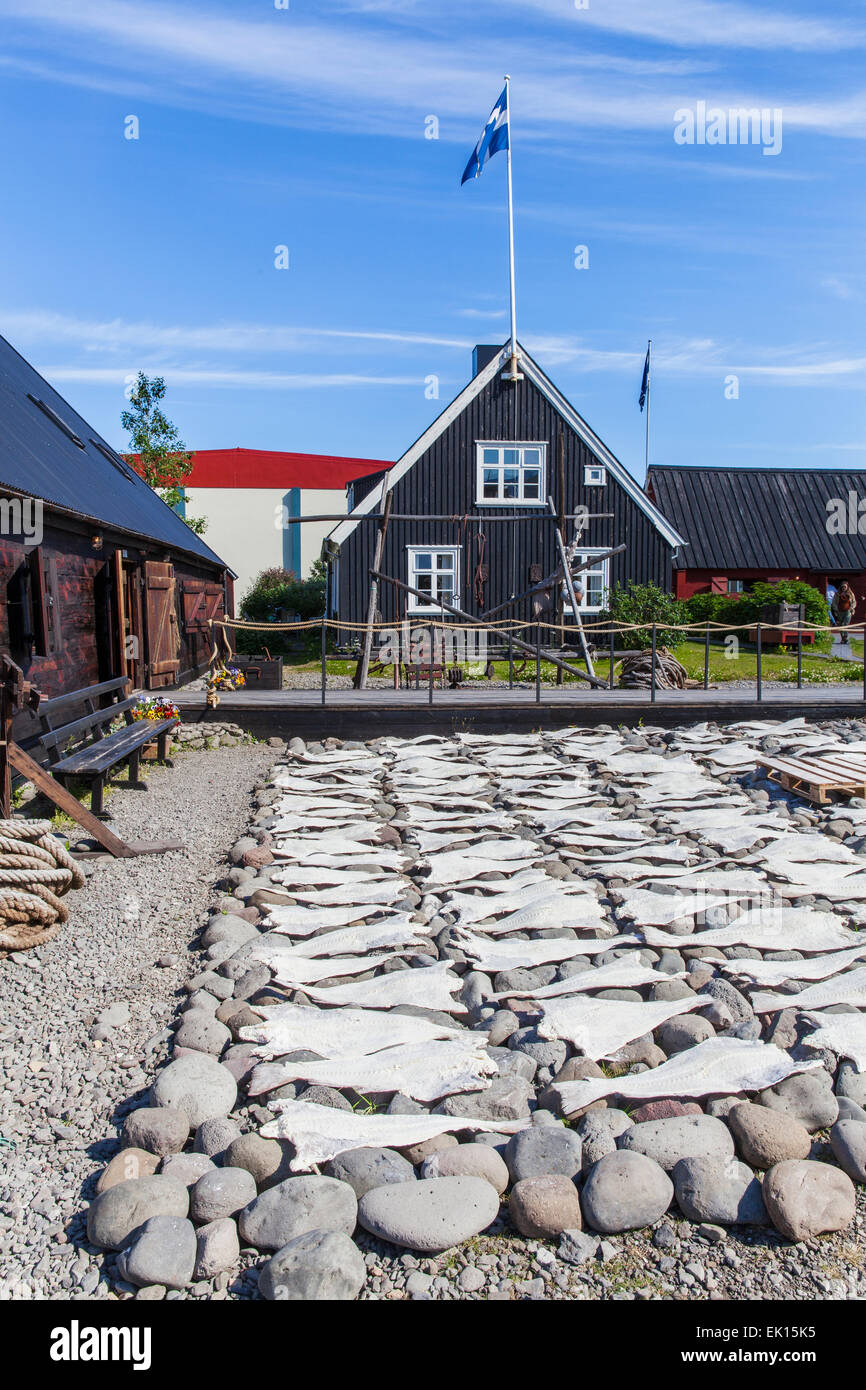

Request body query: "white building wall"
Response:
[190, 487, 348, 605]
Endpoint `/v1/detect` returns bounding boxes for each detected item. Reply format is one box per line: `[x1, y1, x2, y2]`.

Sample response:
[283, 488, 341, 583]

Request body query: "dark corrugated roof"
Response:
[0, 332, 228, 570]
[647, 465, 866, 572]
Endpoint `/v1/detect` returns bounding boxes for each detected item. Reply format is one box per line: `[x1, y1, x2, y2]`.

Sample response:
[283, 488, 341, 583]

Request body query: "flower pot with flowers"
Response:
[130, 696, 181, 759]
[205, 664, 247, 709]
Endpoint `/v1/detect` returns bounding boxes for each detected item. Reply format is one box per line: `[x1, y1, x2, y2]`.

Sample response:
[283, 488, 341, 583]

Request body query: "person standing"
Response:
[832, 581, 857, 643]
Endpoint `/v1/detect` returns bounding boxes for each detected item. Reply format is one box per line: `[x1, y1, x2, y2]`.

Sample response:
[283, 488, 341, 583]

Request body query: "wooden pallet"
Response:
[757, 751, 866, 804]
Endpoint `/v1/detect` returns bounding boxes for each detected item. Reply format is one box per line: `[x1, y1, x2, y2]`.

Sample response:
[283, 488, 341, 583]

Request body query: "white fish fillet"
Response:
[248, 1039, 497, 1103]
[445, 883, 580, 923]
[801, 1014, 866, 1070]
[267, 919, 430, 958]
[239, 1002, 464, 1058]
[537, 994, 702, 1059]
[261, 1100, 531, 1171]
[300, 962, 464, 1012]
[456, 930, 616, 971]
[438, 869, 549, 896]
[491, 956, 682, 1001]
[643, 910, 860, 954]
[618, 891, 737, 926]
[267, 867, 395, 886]
[422, 852, 541, 886]
[265, 903, 398, 933]
[267, 953, 399, 985]
[718, 944, 866, 987]
[464, 895, 604, 936]
[750, 966, 866, 1015]
[271, 835, 393, 857]
[286, 882, 407, 908]
[288, 852, 406, 871]
[553, 1038, 822, 1114]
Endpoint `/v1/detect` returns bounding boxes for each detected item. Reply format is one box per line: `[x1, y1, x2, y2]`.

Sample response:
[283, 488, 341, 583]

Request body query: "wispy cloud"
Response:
[41, 366, 424, 390]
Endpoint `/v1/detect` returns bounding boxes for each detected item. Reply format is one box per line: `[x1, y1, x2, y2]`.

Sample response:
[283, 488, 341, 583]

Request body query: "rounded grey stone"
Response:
[190, 1166, 258, 1223]
[224, 1133, 293, 1190]
[617, 1116, 734, 1173]
[151, 1054, 238, 1129]
[194, 1217, 240, 1279]
[581, 1151, 674, 1234]
[193, 1116, 242, 1160]
[672, 1156, 768, 1225]
[117, 1215, 197, 1290]
[159, 1153, 216, 1189]
[259, 1229, 366, 1301]
[325, 1147, 415, 1199]
[503, 1127, 582, 1183]
[122, 1106, 190, 1157]
[238, 1176, 358, 1252]
[174, 1011, 231, 1057]
[656, 1015, 715, 1055]
[87, 1176, 189, 1251]
[830, 1118, 866, 1183]
[758, 1069, 839, 1133]
[358, 1176, 499, 1252]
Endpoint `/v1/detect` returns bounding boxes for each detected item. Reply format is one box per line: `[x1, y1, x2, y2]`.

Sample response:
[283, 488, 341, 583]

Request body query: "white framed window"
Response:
[407, 546, 461, 612]
[584, 464, 606, 487]
[476, 442, 546, 505]
[563, 550, 610, 615]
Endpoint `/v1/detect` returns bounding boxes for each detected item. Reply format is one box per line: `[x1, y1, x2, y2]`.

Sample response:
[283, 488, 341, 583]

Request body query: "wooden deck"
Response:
[175, 683, 866, 738]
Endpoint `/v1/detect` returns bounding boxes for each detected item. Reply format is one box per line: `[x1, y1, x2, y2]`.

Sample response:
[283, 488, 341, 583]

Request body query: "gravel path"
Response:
[0, 740, 275, 1300]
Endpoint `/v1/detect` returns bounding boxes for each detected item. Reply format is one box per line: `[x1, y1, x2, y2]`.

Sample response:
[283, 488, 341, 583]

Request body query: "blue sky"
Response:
[0, 0, 864, 483]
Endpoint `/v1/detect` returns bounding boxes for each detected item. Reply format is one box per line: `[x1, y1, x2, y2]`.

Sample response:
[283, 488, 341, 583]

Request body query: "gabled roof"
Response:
[329, 342, 685, 549]
[0, 332, 228, 570]
[647, 465, 866, 572]
[187, 447, 390, 490]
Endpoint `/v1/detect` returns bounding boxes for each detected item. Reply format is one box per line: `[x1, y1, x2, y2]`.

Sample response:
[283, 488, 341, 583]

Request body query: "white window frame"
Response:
[563, 549, 610, 616]
[475, 441, 547, 506]
[407, 545, 461, 613]
[584, 464, 607, 487]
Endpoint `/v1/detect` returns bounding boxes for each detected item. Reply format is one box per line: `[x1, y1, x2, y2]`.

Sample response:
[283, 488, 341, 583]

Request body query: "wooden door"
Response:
[144, 561, 180, 689]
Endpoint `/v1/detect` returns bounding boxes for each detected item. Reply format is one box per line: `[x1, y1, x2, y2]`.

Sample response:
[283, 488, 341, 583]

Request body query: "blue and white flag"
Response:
[461, 85, 510, 185]
[639, 345, 651, 412]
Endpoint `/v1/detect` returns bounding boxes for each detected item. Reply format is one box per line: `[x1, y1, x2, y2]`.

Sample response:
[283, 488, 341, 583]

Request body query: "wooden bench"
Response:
[757, 751, 866, 805]
[32, 677, 178, 817]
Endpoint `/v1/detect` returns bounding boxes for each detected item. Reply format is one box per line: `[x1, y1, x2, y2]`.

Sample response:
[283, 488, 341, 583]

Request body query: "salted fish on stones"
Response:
[280, 852, 407, 871]
[462, 895, 604, 936]
[265, 867, 395, 886]
[264, 903, 401, 933]
[537, 994, 702, 1060]
[750, 966, 866, 1015]
[248, 1039, 497, 1103]
[285, 881, 407, 908]
[300, 962, 464, 1012]
[455, 930, 618, 972]
[801, 1014, 866, 1070]
[617, 891, 739, 927]
[718, 944, 866, 988]
[642, 909, 859, 954]
[553, 1038, 822, 1115]
[261, 1099, 530, 1169]
[266, 919, 430, 958]
[265, 952, 402, 986]
[422, 852, 541, 886]
[239, 1002, 464, 1058]
[573, 843, 693, 864]
[490, 956, 681, 1001]
[444, 883, 594, 924]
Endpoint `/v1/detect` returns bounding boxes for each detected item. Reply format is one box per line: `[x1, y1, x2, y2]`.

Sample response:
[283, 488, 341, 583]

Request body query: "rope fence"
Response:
[207, 615, 866, 708]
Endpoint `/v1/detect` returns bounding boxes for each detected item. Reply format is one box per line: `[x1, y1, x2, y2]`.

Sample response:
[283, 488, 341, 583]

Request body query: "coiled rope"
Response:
[0, 821, 85, 956]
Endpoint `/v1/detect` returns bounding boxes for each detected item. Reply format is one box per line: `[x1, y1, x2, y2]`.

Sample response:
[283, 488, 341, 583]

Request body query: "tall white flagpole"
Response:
[504, 74, 521, 381]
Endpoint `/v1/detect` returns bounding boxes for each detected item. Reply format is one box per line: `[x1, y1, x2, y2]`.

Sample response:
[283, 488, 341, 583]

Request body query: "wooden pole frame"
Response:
[354, 491, 393, 690]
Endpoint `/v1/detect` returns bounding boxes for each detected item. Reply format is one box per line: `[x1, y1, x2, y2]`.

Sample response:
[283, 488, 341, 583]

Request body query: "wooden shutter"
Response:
[182, 579, 224, 634]
[27, 548, 48, 655]
[144, 561, 180, 688]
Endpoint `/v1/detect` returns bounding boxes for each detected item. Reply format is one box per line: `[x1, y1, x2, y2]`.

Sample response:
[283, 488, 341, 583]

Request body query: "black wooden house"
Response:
[327, 343, 685, 631]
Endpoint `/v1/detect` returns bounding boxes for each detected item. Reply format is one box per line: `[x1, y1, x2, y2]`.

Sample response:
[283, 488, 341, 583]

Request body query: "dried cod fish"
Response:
[264, 902, 400, 933]
[267, 918, 430, 957]
[618, 891, 737, 927]
[750, 966, 866, 1015]
[286, 881, 407, 908]
[537, 994, 702, 1060]
[462, 895, 604, 936]
[642, 909, 859, 954]
[239, 1001, 464, 1058]
[456, 930, 624, 972]
[718, 944, 866, 987]
[248, 1039, 497, 1103]
[261, 1099, 531, 1171]
[300, 962, 464, 1012]
[800, 1014, 866, 1070]
[553, 1038, 822, 1115]
[265, 952, 400, 986]
[490, 955, 681, 1001]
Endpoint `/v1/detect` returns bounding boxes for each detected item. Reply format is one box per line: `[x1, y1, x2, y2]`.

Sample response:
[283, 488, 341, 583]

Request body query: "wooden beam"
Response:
[551, 499, 595, 679]
[300, 512, 616, 524]
[481, 544, 627, 621]
[8, 743, 182, 858]
[354, 491, 392, 690]
[370, 569, 609, 689]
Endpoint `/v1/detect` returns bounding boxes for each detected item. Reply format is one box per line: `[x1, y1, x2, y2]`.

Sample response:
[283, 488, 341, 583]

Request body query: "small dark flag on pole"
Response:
[639, 344, 650, 412]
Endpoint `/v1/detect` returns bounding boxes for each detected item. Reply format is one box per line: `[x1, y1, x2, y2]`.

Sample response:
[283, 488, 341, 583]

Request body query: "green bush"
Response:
[683, 581, 828, 631]
[599, 582, 687, 649]
[234, 565, 326, 659]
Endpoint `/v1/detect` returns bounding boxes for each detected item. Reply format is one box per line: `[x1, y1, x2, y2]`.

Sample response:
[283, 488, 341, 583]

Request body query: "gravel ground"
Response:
[0, 739, 275, 1301]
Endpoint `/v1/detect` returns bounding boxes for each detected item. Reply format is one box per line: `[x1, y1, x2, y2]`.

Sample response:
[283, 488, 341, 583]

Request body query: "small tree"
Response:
[122, 373, 207, 535]
[600, 581, 687, 649]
